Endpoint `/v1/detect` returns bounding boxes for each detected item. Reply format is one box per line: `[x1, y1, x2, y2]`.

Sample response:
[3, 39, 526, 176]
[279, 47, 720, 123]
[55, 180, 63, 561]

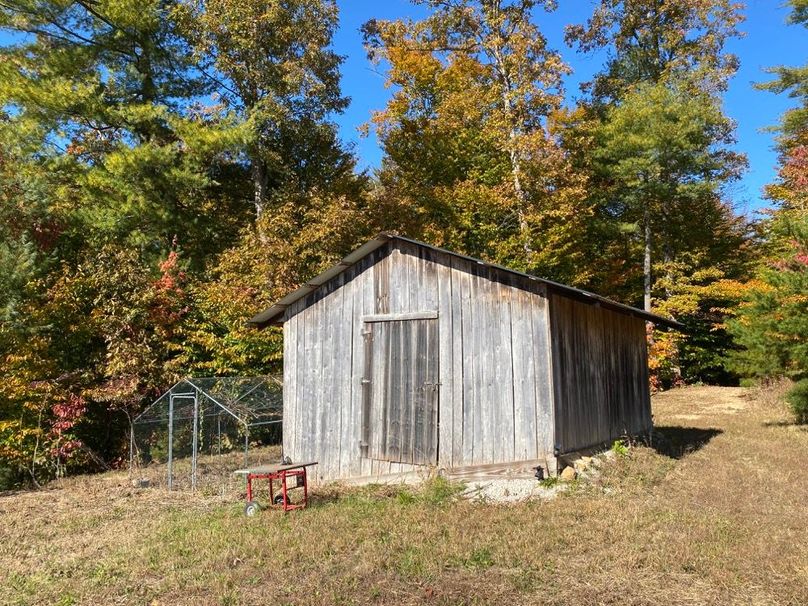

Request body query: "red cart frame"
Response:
[235, 462, 318, 513]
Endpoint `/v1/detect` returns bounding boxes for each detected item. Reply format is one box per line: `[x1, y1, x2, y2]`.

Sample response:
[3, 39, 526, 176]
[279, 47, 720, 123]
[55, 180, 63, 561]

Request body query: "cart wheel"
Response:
[273, 493, 288, 506]
[244, 501, 261, 517]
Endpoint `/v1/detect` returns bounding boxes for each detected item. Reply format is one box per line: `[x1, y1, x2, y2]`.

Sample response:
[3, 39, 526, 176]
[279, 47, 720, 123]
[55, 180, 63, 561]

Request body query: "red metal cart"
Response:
[234, 462, 318, 515]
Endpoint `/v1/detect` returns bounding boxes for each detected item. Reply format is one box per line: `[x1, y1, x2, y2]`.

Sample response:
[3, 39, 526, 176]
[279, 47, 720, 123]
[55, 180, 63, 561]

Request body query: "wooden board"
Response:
[550, 294, 651, 454]
[362, 317, 439, 466]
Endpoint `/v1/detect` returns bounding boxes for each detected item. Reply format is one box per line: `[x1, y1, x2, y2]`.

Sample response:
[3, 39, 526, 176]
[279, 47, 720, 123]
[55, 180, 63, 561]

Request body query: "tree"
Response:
[177, 191, 372, 377]
[728, 0, 808, 391]
[0, 0, 372, 485]
[566, 0, 744, 102]
[589, 81, 747, 311]
[757, 0, 808, 151]
[170, 0, 372, 375]
[563, 0, 753, 387]
[0, 0, 251, 484]
[727, 213, 807, 381]
[177, 0, 360, 225]
[364, 0, 594, 284]
[0, 0, 250, 259]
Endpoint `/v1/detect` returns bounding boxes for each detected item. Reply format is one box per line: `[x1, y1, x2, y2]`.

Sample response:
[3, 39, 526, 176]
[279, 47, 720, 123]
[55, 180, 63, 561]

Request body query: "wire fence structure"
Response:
[130, 376, 283, 494]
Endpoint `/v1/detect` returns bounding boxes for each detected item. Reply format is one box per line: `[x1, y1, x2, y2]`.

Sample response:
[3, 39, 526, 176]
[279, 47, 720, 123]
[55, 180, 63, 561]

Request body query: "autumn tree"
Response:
[364, 0, 594, 283]
[729, 0, 808, 419]
[177, 0, 362, 224]
[0, 0, 251, 484]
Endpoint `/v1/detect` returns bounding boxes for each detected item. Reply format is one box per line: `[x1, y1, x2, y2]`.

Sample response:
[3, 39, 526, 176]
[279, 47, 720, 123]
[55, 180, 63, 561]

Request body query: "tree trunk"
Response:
[643, 206, 652, 312]
[488, 22, 532, 257]
[252, 158, 268, 242]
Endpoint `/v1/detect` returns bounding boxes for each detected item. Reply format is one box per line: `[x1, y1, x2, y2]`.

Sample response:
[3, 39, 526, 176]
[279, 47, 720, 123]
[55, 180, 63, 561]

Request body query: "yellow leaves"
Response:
[386, 45, 444, 88]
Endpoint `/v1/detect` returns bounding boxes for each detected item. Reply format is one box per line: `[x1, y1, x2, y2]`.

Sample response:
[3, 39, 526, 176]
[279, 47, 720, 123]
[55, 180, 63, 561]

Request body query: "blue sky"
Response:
[334, 0, 807, 215]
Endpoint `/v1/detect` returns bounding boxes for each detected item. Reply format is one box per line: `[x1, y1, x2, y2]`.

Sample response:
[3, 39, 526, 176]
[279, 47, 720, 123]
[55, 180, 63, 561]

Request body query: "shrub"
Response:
[785, 379, 808, 424]
[611, 439, 630, 457]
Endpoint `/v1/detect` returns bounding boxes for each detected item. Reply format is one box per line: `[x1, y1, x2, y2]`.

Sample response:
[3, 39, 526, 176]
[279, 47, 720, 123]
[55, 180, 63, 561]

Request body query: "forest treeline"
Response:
[0, 0, 805, 487]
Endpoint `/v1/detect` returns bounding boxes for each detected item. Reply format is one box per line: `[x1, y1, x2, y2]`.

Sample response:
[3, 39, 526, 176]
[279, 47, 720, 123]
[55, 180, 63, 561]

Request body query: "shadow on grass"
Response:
[650, 426, 723, 459]
[762, 419, 807, 428]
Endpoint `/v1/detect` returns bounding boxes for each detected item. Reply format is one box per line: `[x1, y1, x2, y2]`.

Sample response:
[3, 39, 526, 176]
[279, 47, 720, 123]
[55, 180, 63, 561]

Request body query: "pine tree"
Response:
[565, 0, 752, 386]
[728, 0, 808, 392]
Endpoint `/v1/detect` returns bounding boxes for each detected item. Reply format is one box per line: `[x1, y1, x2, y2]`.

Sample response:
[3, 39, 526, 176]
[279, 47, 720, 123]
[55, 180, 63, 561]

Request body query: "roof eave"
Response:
[246, 233, 394, 328]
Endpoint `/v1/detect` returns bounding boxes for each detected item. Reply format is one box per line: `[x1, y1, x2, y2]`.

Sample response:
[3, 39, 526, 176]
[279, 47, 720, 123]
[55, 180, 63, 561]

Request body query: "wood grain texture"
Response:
[549, 294, 652, 454]
[280, 240, 650, 482]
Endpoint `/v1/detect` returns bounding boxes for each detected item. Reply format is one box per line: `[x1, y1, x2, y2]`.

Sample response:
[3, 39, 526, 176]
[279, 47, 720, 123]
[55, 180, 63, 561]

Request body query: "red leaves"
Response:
[48, 393, 87, 460]
[50, 394, 85, 431]
[150, 248, 190, 331]
[155, 250, 187, 294]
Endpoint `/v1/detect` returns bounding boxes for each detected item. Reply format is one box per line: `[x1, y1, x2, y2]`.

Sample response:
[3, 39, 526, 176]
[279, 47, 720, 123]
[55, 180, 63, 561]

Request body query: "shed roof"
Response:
[248, 233, 683, 330]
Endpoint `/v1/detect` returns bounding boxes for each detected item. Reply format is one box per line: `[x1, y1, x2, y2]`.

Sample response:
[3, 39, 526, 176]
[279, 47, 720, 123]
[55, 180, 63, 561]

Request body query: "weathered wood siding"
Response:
[282, 241, 556, 482]
[549, 294, 652, 454]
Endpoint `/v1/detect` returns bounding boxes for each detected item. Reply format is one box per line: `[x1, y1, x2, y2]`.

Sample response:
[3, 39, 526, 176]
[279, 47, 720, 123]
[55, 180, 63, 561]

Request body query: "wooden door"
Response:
[360, 318, 439, 465]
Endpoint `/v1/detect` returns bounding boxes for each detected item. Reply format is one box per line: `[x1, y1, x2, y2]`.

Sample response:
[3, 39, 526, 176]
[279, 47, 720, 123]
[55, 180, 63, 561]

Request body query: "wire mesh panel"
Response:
[131, 377, 283, 494]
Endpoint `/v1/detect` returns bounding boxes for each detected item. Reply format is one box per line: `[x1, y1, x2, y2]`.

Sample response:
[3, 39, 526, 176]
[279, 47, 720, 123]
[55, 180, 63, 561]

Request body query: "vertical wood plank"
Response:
[437, 255, 454, 469]
[337, 272, 355, 476]
[450, 256, 465, 467]
[496, 276, 516, 463]
[426, 318, 439, 464]
[532, 287, 553, 457]
[322, 277, 341, 480]
[283, 314, 295, 461]
[511, 287, 535, 461]
[480, 268, 496, 464]
[457, 259, 474, 466]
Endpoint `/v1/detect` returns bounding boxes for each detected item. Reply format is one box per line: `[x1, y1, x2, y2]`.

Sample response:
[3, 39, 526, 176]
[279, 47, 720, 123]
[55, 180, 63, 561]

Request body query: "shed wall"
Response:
[282, 241, 556, 482]
[549, 295, 652, 454]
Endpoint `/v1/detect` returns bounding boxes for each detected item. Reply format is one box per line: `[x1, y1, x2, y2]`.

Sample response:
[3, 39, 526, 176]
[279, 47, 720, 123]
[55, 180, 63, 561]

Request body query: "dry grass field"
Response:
[1, 385, 807, 605]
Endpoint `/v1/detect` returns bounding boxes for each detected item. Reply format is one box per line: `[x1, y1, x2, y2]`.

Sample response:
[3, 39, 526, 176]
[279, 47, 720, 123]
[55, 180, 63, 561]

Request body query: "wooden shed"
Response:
[249, 234, 679, 482]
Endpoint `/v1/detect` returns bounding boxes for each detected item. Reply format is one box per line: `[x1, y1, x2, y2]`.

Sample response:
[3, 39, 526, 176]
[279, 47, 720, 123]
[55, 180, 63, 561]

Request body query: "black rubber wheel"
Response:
[273, 493, 288, 506]
[244, 501, 261, 517]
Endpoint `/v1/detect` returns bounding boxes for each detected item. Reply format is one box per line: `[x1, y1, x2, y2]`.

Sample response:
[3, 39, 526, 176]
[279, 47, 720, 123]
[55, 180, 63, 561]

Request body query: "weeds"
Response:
[539, 475, 560, 489]
[611, 438, 630, 457]
[786, 378, 808, 424]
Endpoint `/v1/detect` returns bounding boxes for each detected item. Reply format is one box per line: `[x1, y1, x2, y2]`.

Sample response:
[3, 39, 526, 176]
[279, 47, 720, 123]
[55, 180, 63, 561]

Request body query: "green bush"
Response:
[785, 379, 808, 425]
[611, 439, 630, 457]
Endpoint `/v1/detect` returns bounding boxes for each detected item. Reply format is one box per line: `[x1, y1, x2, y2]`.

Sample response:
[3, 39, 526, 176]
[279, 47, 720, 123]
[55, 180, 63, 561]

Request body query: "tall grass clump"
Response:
[785, 378, 808, 424]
